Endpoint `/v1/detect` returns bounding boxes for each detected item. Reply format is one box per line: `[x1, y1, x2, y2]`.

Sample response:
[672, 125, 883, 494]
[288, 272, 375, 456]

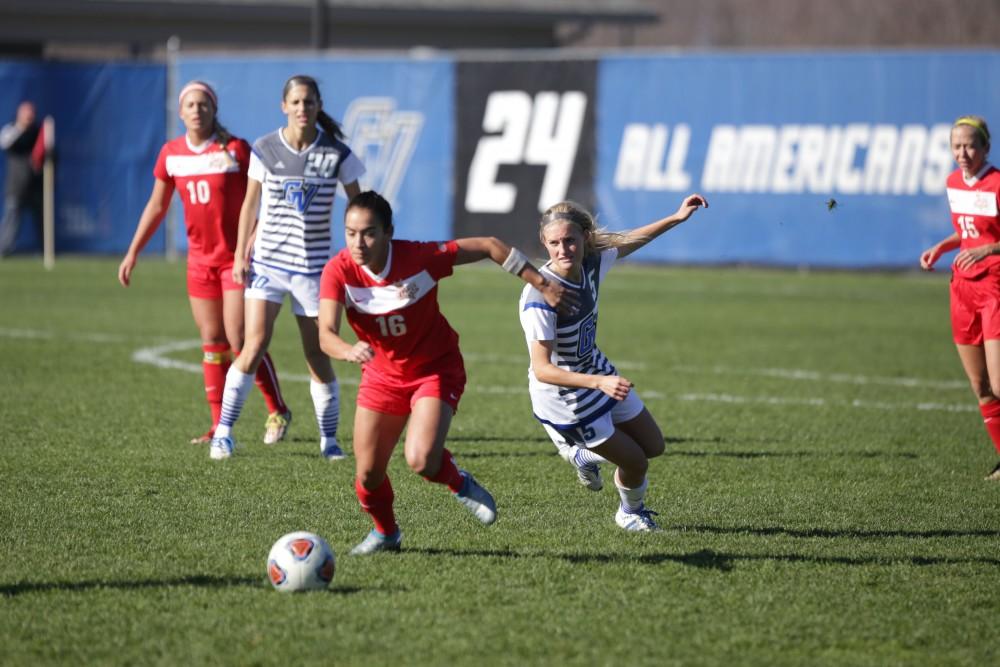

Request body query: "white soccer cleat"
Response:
[453, 471, 497, 525]
[349, 529, 402, 555]
[263, 410, 291, 445]
[614, 505, 659, 532]
[209, 435, 234, 460]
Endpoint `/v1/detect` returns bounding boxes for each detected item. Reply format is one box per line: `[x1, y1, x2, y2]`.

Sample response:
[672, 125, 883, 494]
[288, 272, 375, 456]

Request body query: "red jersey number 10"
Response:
[958, 215, 980, 239]
[186, 180, 211, 205]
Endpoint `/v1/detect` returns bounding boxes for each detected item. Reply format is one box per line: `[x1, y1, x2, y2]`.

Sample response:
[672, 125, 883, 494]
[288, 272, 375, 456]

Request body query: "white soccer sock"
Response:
[614, 470, 648, 513]
[214, 367, 255, 439]
[310, 379, 340, 447]
[573, 447, 607, 466]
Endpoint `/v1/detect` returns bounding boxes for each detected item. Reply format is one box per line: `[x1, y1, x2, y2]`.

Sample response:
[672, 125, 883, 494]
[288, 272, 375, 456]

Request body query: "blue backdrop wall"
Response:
[1, 51, 998, 267]
[597, 51, 1000, 266]
[0, 61, 165, 254]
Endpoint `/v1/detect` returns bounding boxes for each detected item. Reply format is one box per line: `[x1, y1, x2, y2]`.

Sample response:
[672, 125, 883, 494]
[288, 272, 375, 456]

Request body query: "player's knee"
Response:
[405, 448, 437, 477]
[646, 438, 665, 459]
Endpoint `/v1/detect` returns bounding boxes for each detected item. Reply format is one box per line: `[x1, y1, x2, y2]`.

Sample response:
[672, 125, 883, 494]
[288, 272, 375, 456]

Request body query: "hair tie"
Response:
[954, 116, 990, 144]
[541, 212, 577, 225]
[178, 81, 218, 109]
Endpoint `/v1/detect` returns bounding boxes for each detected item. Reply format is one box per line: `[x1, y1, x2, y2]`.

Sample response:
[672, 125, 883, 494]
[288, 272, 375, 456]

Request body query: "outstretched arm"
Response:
[118, 179, 174, 287]
[454, 236, 579, 314]
[615, 193, 709, 260]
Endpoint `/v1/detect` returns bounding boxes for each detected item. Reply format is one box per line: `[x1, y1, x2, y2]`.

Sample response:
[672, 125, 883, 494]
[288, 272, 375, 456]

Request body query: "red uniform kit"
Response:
[320, 239, 466, 414]
[947, 164, 1000, 344]
[153, 136, 251, 297]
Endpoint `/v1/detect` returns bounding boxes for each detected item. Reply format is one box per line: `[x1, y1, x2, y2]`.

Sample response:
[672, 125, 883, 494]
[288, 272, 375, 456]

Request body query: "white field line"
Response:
[678, 392, 976, 413]
[670, 364, 968, 391]
[1, 327, 973, 413]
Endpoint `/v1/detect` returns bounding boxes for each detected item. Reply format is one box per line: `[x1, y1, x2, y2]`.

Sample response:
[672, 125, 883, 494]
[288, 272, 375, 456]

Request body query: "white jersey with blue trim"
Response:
[519, 247, 619, 430]
[248, 128, 365, 275]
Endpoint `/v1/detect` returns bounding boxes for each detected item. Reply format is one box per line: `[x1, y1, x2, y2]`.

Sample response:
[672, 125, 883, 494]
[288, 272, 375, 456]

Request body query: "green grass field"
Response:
[1, 257, 998, 666]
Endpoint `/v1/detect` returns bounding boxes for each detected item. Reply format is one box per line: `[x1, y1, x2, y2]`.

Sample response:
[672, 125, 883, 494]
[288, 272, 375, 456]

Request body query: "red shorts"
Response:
[951, 271, 1000, 345]
[187, 261, 239, 299]
[356, 358, 467, 416]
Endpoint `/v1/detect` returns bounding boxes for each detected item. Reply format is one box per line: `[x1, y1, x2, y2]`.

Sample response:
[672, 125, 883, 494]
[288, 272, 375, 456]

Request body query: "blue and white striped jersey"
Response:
[248, 128, 365, 275]
[519, 247, 619, 430]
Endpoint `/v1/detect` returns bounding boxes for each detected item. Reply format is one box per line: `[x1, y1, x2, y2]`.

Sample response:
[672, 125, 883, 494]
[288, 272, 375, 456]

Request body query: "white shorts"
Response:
[541, 389, 645, 450]
[244, 262, 321, 317]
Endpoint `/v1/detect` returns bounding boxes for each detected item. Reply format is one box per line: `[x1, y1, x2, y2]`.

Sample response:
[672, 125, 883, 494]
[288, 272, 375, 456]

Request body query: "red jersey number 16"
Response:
[375, 314, 407, 337]
[958, 215, 980, 239]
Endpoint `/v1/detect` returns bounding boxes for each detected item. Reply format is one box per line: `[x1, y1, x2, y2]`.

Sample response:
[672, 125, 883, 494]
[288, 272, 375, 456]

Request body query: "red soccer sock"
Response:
[253, 351, 288, 415]
[202, 343, 232, 428]
[979, 401, 1000, 455]
[355, 476, 398, 536]
[423, 448, 465, 493]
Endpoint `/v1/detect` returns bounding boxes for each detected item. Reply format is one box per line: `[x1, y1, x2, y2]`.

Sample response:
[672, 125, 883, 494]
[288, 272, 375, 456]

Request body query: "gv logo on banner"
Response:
[465, 90, 587, 214]
[342, 97, 424, 204]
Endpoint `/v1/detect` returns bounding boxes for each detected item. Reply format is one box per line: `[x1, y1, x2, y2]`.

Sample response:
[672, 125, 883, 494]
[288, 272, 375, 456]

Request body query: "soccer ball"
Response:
[267, 531, 336, 592]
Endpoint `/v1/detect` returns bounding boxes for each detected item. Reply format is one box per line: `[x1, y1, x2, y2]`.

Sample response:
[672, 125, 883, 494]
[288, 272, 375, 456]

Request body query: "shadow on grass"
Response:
[665, 449, 918, 460]
[0, 575, 368, 598]
[404, 546, 1000, 572]
[673, 524, 1000, 539]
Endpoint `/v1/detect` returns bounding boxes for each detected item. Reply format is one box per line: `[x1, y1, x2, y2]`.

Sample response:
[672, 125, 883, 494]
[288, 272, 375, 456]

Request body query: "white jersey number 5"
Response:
[465, 90, 586, 214]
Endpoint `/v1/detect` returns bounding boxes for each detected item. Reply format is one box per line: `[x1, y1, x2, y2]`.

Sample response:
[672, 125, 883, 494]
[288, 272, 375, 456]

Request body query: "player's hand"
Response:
[539, 278, 581, 317]
[673, 193, 708, 223]
[117, 255, 136, 287]
[954, 245, 994, 271]
[596, 375, 633, 401]
[345, 341, 374, 365]
[232, 257, 248, 286]
[919, 245, 942, 271]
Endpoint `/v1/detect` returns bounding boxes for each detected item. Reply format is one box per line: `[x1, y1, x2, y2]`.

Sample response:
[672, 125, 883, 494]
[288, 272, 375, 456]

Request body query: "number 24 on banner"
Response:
[465, 90, 587, 215]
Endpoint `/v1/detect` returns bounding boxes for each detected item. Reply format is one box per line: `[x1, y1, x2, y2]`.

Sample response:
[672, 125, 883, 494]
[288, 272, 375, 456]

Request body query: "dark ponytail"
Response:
[283, 74, 344, 140]
[316, 110, 344, 141]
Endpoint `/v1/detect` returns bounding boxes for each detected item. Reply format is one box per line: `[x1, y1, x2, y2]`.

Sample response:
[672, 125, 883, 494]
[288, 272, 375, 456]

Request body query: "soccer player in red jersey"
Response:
[318, 191, 576, 554]
[919, 116, 1000, 479]
[118, 81, 290, 446]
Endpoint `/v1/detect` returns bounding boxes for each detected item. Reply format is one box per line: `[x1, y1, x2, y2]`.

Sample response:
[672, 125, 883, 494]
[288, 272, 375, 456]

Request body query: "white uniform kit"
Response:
[519, 247, 645, 451]
[245, 128, 365, 316]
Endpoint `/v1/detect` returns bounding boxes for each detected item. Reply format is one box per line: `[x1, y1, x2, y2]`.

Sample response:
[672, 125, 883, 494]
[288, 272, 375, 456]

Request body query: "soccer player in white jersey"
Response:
[208, 75, 364, 461]
[920, 116, 1000, 480]
[519, 194, 708, 531]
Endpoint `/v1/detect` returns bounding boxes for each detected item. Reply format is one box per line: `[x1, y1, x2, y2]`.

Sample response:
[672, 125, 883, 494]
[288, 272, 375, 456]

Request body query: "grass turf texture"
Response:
[1, 257, 997, 666]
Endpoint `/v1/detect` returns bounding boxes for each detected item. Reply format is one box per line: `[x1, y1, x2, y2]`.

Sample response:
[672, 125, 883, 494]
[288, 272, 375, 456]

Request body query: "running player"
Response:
[208, 75, 364, 461]
[919, 116, 1000, 480]
[118, 80, 290, 445]
[318, 191, 576, 554]
[519, 194, 707, 531]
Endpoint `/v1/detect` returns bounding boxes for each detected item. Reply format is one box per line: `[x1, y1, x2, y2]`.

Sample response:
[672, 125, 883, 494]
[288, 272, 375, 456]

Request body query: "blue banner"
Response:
[0, 61, 165, 255]
[597, 52, 1000, 267]
[177, 55, 454, 252]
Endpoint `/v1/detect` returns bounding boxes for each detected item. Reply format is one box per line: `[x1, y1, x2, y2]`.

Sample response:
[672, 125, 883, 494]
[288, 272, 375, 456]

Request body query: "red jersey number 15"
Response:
[958, 215, 980, 239]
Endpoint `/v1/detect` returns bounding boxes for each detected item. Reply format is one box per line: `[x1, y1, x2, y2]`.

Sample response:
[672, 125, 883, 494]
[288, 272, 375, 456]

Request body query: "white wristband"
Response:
[502, 247, 529, 276]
